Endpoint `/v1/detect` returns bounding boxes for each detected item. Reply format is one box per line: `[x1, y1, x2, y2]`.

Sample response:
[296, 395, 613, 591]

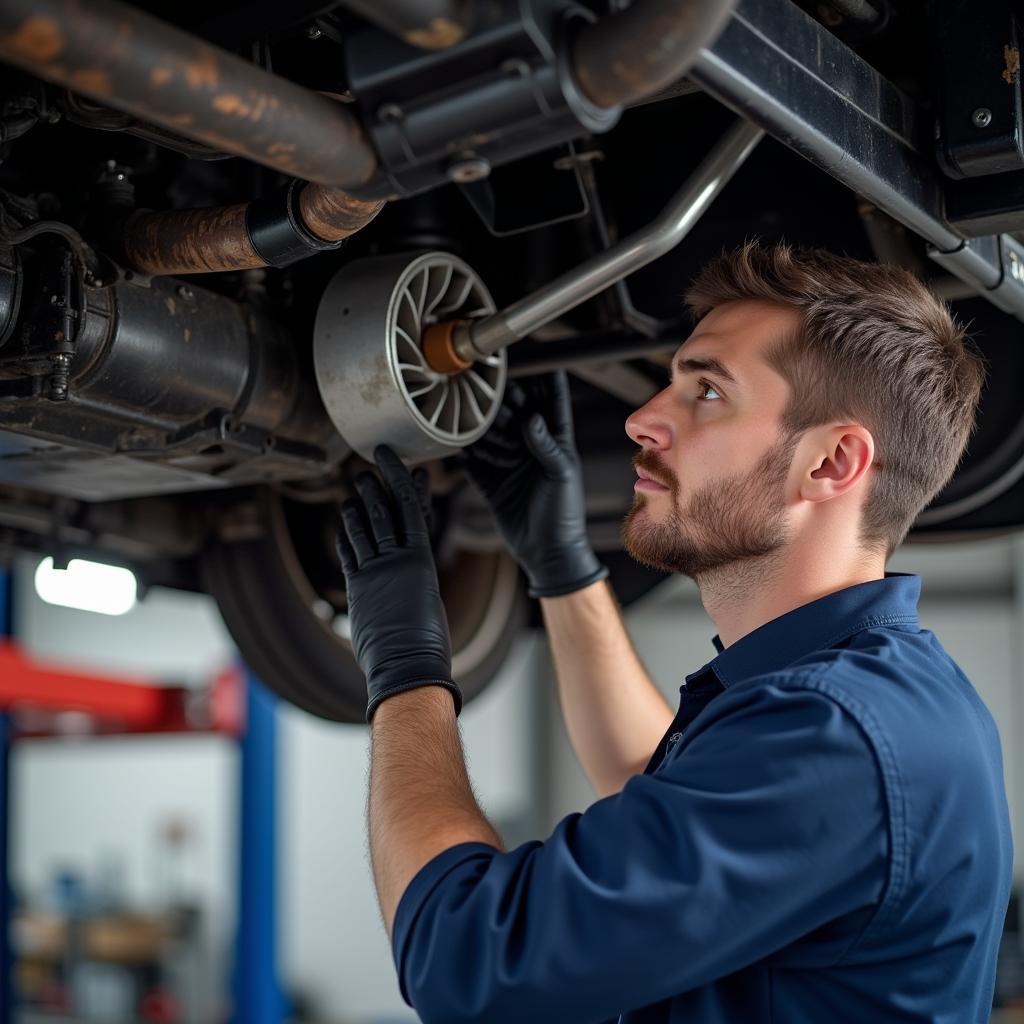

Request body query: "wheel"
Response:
[201, 487, 527, 722]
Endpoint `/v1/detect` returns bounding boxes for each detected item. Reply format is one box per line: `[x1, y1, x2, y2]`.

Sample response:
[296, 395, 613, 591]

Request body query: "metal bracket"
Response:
[344, 0, 620, 199]
[689, 0, 1024, 324]
[934, 0, 1024, 179]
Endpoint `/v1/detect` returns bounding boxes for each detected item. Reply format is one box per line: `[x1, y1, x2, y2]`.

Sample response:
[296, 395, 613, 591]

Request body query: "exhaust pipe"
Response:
[337, 0, 475, 49]
[0, 0, 378, 188]
[122, 183, 385, 276]
[573, 0, 738, 109]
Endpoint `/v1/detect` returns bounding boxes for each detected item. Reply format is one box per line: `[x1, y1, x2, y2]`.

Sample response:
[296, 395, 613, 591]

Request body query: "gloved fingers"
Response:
[335, 523, 358, 577]
[522, 410, 566, 477]
[353, 471, 397, 551]
[482, 409, 522, 452]
[375, 445, 429, 541]
[546, 369, 576, 447]
[464, 437, 524, 471]
[469, 402, 521, 454]
[413, 467, 433, 531]
[506, 381, 527, 411]
[340, 498, 376, 568]
[526, 371, 575, 448]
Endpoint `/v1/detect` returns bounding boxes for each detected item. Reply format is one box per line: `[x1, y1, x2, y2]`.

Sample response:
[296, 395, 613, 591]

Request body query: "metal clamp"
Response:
[245, 180, 346, 268]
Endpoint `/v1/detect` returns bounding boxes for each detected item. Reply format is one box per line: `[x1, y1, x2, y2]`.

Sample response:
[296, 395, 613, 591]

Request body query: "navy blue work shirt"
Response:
[392, 574, 1013, 1023]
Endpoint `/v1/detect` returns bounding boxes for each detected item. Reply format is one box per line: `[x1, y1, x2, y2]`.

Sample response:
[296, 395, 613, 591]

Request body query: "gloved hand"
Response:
[336, 445, 460, 723]
[462, 370, 608, 599]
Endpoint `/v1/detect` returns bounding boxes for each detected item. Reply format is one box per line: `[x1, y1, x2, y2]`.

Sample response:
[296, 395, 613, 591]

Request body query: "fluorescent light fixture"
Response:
[34, 557, 138, 616]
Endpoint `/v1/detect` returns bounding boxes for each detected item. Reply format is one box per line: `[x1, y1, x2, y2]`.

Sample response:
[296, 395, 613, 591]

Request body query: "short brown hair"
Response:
[686, 242, 986, 556]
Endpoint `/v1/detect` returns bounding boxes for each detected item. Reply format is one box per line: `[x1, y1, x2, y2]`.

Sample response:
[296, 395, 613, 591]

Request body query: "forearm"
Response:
[369, 687, 504, 939]
[541, 579, 673, 798]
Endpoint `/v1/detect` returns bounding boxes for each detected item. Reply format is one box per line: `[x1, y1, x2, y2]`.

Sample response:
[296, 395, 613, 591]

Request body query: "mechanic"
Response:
[336, 242, 1013, 1023]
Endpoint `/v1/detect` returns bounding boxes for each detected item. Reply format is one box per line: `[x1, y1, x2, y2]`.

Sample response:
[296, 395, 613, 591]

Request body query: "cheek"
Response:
[678, 420, 752, 482]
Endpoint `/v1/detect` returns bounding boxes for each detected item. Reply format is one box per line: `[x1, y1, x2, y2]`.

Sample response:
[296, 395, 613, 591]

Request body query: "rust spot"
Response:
[150, 66, 173, 87]
[184, 327, 192, 343]
[168, 112, 194, 126]
[266, 141, 297, 159]
[1004, 45, 1021, 85]
[1, 15, 64, 63]
[212, 93, 252, 117]
[182, 47, 219, 92]
[69, 67, 112, 96]
[249, 93, 270, 122]
[164, 296, 177, 316]
[404, 17, 466, 50]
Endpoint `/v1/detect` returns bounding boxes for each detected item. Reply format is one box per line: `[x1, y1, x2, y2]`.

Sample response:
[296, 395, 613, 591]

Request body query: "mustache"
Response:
[632, 449, 678, 490]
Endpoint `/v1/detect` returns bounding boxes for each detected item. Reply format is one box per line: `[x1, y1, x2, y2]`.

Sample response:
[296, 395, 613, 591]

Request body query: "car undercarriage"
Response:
[0, 0, 1021, 719]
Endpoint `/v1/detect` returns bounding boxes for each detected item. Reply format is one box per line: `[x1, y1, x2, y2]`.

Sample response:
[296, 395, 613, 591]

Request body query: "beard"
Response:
[621, 432, 798, 581]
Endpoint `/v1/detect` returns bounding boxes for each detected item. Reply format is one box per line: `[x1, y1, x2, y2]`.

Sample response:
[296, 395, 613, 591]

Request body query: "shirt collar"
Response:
[690, 572, 921, 689]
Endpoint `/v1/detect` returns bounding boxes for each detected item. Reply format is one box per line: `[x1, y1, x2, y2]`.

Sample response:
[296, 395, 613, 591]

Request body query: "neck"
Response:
[697, 545, 886, 648]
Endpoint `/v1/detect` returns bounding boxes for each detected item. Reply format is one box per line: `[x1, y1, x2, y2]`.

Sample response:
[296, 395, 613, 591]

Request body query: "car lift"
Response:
[0, 571, 285, 1024]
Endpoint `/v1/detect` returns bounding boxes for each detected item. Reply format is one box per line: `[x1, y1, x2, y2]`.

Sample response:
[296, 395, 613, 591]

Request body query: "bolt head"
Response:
[377, 103, 403, 124]
[306, 24, 322, 39]
[500, 58, 531, 78]
[972, 107, 993, 128]
[447, 156, 491, 184]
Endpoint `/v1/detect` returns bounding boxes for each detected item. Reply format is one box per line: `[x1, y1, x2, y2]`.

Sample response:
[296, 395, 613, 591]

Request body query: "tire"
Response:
[201, 487, 528, 723]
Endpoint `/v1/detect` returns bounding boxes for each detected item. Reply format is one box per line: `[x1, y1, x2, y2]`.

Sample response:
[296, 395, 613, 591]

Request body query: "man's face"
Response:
[622, 300, 801, 580]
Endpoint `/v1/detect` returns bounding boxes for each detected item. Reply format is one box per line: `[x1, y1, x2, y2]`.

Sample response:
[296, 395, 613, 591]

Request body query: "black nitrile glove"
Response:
[462, 370, 608, 599]
[336, 445, 460, 723]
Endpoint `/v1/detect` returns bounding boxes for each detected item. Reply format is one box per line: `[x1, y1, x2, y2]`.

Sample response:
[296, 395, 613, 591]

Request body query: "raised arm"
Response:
[463, 372, 673, 796]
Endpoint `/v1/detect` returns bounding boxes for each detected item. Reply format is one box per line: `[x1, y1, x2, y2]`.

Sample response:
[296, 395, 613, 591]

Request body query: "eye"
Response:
[697, 378, 722, 402]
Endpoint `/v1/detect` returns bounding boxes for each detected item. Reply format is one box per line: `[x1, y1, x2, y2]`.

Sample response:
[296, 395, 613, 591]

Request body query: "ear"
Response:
[799, 425, 875, 504]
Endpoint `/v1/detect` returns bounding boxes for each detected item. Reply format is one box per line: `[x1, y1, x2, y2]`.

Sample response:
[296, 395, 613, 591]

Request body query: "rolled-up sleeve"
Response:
[391, 679, 889, 1024]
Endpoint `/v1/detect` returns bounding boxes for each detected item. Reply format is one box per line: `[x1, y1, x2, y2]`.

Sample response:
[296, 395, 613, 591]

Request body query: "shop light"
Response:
[34, 557, 138, 616]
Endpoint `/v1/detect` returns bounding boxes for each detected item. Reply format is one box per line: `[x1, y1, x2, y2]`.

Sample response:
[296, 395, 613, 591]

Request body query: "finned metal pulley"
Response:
[313, 251, 506, 463]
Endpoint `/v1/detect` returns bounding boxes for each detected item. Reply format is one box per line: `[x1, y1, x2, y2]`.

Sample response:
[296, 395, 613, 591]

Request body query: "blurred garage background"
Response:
[4, 535, 1024, 1023]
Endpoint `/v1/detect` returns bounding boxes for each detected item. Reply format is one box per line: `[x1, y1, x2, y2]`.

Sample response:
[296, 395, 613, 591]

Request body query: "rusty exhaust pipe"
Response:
[122, 184, 385, 276]
[572, 0, 738, 109]
[0, 0, 379, 189]
[337, 0, 474, 50]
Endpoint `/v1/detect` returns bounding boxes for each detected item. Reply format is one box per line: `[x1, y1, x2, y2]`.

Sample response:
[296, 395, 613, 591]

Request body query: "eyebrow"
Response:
[672, 355, 739, 387]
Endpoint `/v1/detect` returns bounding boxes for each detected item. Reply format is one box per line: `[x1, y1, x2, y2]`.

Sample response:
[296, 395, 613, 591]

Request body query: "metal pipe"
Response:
[687, 0, 1024, 323]
[572, 0, 738, 109]
[508, 330, 681, 377]
[0, 0, 378, 188]
[122, 185, 385, 276]
[337, 0, 474, 49]
[123, 204, 263, 276]
[454, 118, 763, 362]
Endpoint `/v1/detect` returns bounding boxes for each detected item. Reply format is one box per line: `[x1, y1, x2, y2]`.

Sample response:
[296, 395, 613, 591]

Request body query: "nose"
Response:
[625, 389, 673, 451]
